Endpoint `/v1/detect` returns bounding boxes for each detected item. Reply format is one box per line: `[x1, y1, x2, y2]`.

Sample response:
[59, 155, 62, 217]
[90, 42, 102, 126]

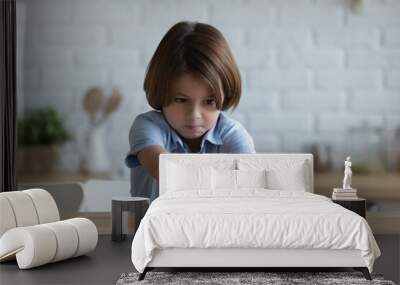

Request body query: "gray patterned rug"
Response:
[116, 271, 396, 285]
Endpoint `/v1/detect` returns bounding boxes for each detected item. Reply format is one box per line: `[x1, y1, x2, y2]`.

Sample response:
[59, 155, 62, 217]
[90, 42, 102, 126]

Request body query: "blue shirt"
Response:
[125, 110, 256, 202]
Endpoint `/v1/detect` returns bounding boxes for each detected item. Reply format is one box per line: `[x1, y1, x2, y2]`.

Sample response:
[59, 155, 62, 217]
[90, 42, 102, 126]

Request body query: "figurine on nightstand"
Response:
[343, 156, 352, 190]
[332, 156, 358, 200]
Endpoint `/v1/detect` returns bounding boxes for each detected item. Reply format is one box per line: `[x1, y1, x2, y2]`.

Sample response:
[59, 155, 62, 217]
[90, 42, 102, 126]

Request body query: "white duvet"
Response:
[131, 190, 380, 273]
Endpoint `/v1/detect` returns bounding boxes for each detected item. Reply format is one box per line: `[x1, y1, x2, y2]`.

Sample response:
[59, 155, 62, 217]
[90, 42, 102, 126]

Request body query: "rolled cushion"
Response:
[64, 218, 98, 257]
[0, 196, 17, 237]
[0, 189, 60, 238]
[0, 191, 39, 227]
[0, 218, 98, 269]
[0, 226, 57, 269]
[23, 189, 59, 223]
[42, 221, 79, 262]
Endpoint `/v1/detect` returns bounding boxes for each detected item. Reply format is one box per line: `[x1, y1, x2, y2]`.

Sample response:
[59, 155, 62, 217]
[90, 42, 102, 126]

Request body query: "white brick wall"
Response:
[384, 29, 400, 47]
[18, 0, 400, 173]
[315, 70, 382, 90]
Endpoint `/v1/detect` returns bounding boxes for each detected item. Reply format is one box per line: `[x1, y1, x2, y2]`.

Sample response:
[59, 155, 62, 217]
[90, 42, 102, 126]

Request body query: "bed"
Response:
[131, 154, 381, 281]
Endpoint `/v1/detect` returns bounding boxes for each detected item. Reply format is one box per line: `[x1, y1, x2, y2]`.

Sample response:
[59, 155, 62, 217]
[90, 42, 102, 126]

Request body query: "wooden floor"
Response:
[1, 235, 398, 285]
[0, 235, 133, 285]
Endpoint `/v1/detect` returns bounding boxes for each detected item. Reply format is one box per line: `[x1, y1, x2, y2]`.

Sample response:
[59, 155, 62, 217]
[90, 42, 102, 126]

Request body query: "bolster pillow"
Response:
[0, 218, 98, 269]
[0, 189, 60, 237]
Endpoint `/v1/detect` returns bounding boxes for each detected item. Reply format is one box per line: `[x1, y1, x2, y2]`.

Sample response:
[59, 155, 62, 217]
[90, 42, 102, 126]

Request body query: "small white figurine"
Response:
[343, 156, 352, 190]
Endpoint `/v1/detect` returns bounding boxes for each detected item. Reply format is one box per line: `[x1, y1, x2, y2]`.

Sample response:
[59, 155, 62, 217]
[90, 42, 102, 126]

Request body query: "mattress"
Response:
[131, 190, 380, 273]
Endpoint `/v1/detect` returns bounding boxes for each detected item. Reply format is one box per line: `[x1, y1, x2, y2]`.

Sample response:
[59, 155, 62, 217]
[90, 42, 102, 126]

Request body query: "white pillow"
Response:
[212, 168, 236, 190]
[211, 168, 268, 191]
[236, 169, 268, 189]
[266, 166, 306, 191]
[167, 162, 212, 192]
[237, 159, 308, 191]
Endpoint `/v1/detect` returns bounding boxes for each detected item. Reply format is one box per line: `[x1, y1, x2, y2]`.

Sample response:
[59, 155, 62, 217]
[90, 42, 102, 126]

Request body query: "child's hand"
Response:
[136, 146, 169, 180]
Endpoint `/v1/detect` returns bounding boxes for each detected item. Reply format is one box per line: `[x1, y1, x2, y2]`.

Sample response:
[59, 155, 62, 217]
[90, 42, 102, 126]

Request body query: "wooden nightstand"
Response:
[332, 198, 366, 218]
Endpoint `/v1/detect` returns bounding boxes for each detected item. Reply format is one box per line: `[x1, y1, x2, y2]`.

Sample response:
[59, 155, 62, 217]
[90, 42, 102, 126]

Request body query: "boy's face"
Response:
[163, 73, 222, 140]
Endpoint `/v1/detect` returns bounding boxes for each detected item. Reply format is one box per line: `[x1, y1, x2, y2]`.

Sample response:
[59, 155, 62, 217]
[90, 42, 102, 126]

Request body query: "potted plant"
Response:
[17, 107, 72, 174]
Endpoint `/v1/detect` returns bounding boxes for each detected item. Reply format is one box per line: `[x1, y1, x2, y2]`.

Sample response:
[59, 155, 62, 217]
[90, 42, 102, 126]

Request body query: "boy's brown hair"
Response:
[144, 21, 241, 111]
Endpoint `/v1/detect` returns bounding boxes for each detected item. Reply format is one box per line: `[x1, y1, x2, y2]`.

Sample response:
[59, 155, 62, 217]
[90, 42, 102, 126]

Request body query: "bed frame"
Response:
[138, 154, 371, 281]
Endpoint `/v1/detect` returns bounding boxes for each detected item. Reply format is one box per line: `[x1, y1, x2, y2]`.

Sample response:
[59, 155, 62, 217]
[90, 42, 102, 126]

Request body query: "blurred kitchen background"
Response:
[15, 0, 400, 281]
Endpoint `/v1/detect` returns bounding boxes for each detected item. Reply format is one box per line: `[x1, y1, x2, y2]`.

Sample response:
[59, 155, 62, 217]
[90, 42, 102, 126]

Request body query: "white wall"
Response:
[18, 0, 400, 177]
